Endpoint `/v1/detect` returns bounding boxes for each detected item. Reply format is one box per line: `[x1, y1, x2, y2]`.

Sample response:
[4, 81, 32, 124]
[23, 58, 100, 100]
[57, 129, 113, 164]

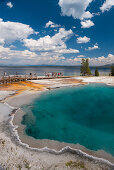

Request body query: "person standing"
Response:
[4, 72, 7, 76]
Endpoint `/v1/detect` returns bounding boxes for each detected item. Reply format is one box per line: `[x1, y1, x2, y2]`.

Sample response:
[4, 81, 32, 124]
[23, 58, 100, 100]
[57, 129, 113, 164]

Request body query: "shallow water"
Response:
[22, 84, 114, 155]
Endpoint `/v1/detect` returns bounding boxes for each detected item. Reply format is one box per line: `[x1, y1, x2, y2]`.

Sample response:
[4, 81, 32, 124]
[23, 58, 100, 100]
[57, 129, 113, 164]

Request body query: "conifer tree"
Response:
[80, 58, 91, 76]
[86, 67, 91, 75]
[86, 59, 91, 75]
[95, 68, 99, 76]
[111, 66, 114, 76]
[80, 59, 86, 76]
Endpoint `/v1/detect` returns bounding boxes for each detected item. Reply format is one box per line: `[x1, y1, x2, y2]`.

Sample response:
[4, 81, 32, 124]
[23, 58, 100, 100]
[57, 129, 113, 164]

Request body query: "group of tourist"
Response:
[44, 72, 63, 77]
[30, 72, 37, 76]
[1, 72, 64, 78]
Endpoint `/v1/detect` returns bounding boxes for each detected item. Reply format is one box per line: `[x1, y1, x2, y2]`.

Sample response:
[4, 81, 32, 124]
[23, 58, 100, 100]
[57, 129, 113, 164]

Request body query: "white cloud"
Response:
[0, 18, 34, 43]
[0, 46, 37, 58]
[6, 2, 13, 8]
[58, 0, 93, 20]
[81, 11, 93, 19]
[0, 45, 38, 64]
[0, 27, 79, 65]
[81, 20, 94, 28]
[0, 45, 67, 65]
[57, 48, 79, 54]
[63, 54, 114, 66]
[85, 44, 99, 50]
[0, 45, 113, 66]
[100, 0, 114, 12]
[77, 36, 90, 43]
[23, 28, 79, 54]
[0, 38, 5, 45]
[45, 21, 61, 28]
[89, 54, 114, 66]
[77, 55, 85, 58]
[9, 45, 16, 49]
[23, 28, 72, 51]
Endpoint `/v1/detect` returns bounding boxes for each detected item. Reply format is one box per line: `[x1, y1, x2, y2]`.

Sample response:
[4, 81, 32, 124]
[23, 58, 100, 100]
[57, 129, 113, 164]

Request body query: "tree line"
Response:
[80, 58, 114, 76]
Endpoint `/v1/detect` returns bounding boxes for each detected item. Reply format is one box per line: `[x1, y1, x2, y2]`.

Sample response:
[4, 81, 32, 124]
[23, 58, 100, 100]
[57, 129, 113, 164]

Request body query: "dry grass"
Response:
[66, 160, 86, 169]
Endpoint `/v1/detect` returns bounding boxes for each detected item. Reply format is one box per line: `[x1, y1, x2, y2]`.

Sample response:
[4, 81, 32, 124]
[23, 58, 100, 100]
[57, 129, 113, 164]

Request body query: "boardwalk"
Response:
[0, 75, 71, 84]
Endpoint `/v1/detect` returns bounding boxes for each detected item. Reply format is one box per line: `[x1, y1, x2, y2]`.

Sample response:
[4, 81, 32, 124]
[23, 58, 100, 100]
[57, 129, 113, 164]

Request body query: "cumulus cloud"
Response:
[9, 45, 16, 49]
[6, 2, 13, 8]
[89, 54, 114, 66]
[77, 55, 85, 58]
[81, 11, 93, 19]
[0, 45, 66, 65]
[0, 45, 39, 65]
[100, 0, 114, 12]
[0, 18, 34, 43]
[0, 27, 79, 65]
[0, 45, 113, 66]
[45, 21, 61, 28]
[0, 46, 37, 59]
[63, 54, 114, 66]
[72, 26, 76, 29]
[23, 28, 79, 54]
[0, 39, 5, 45]
[58, 0, 93, 20]
[81, 20, 94, 28]
[77, 36, 90, 43]
[85, 44, 99, 50]
[57, 48, 79, 54]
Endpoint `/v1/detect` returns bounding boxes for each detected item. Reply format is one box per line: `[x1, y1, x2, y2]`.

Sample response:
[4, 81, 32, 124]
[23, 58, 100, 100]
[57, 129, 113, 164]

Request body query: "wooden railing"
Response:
[0, 75, 70, 84]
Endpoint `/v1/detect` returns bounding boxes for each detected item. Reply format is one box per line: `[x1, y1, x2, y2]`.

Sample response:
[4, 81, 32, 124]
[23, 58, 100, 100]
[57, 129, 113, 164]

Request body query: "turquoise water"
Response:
[22, 84, 114, 155]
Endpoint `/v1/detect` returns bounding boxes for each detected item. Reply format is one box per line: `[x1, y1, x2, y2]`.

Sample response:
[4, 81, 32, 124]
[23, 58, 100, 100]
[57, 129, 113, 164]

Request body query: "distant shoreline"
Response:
[0, 65, 111, 78]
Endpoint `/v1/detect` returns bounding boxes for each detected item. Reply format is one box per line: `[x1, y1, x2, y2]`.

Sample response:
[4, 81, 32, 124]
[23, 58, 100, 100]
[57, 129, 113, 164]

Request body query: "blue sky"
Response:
[0, 0, 114, 66]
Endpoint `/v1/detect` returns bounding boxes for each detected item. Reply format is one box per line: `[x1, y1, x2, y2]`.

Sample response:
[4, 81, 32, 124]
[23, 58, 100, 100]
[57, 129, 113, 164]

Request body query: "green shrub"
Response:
[65, 160, 85, 169]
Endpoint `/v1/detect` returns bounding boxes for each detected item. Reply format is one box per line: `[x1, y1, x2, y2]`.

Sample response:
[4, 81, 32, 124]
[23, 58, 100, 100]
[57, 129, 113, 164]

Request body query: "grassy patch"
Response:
[65, 161, 86, 169]
[24, 160, 31, 169]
